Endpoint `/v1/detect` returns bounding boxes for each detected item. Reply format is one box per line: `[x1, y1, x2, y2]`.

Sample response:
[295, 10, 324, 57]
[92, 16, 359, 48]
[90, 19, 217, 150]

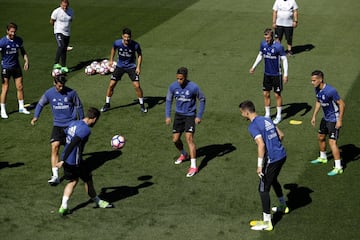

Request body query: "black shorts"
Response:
[275, 26, 294, 45]
[318, 118, 339, 140]
[263, 74, 283, 93]
[1, 67, 23, 81]
[63, 162, 92, 182]
[110, 67, 139, 81]
[55, 33, 70, 49]
[259, 157, 286, 193]
[50, 126, 67, 145]
[173, 114, 196, 133]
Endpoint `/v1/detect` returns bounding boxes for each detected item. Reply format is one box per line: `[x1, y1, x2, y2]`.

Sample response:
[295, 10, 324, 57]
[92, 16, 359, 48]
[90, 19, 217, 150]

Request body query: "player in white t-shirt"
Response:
[272, 0, 299, 55]
[50, 0, 74, 73]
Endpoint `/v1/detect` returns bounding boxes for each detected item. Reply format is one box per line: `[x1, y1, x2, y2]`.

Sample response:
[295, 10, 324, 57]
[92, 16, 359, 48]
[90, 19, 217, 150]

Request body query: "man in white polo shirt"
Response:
[272, 0, 299, 55]
[50, 0, 73, 73]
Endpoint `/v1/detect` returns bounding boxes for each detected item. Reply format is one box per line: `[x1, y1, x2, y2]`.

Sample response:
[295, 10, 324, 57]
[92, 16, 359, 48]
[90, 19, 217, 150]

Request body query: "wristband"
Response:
[257, 157, 263, 167]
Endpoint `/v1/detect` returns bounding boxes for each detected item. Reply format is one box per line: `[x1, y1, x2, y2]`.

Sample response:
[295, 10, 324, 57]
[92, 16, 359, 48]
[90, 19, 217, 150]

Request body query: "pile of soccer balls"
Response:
[84, 59, 117, 76]
[111, 134, 126, 150]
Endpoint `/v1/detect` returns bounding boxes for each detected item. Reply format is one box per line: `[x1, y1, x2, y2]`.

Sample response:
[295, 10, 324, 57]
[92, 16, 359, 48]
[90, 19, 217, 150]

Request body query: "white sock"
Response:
[1, 103, 6, 113]
[276, 106, 282, 118]
[61, 196, 69, 209]
[263, 212, 271, 222]
[265, 106, 270, 117]
[106, 96, 111, 104]
[190, 158, 197, 168]
[52, 167, 58, 178]
[139, 98, 144, 105]
[18, 100, 24, 110]
[334, 159, 342, 169]
[320, 151, 327, 159]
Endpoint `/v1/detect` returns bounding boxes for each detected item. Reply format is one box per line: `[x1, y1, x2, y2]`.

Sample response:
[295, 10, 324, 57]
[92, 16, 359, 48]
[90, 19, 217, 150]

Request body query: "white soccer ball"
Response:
[85, 65, 95, 75]
[90, 61, 98, 69]
[101, 59, 109, 67]
[52, 68, 62, 77]
[111, 134, 126, 149]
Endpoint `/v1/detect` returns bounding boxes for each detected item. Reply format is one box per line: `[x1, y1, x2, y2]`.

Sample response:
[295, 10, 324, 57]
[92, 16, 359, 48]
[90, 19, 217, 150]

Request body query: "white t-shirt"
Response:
[273, 0, 299, 27]
[51, 7, 74, 36]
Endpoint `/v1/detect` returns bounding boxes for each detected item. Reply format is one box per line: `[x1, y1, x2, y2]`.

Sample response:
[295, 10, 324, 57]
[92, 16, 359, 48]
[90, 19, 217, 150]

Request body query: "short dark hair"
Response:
[7, 22, 17, 31]
[239, 100, 256, 113]
[122, 27, 132, 36]
[176, 67, 188, 78]
[263, 28, 274, 38]
[311, 70, 324, 80]
[86, 107, 100, 120]
[54, 74, 67, 84]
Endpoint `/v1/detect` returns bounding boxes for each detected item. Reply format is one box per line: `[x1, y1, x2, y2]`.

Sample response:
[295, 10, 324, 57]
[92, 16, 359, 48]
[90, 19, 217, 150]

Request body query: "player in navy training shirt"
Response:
[56, 107, 113, 215]
[310, 70, 345, 176]
[249, 28, 288, 125]
[31, 74, 84, 185]
[101, 27, 147, 113]
[165, 67, 206, 177]
[0, 22, 30, 118]
[239, 100, 288, 231]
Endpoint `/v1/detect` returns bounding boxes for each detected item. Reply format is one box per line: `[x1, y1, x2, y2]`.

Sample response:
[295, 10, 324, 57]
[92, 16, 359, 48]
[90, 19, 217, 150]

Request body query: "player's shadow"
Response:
[109, 96, 166, 112]
[70, 176, 154, 213]
[273, 102, 312, 121]
[69, 58, 107, 72]
[0, 161, 25, 170]
[272, 183, 313, 225]
[197, 143, 236, 171]
[99, 175, 154, 203]
[291, 44, 315, 55]
[82, 150, 123, 172]
[340, 144, 360, 168]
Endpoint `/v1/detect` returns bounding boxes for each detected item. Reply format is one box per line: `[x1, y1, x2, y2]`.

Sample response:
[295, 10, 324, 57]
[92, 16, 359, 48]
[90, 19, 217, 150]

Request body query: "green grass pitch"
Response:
[0, 0, 359, 239]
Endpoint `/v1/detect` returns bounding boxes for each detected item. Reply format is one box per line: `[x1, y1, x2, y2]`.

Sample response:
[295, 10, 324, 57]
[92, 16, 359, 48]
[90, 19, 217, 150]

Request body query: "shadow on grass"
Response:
[82, 150, 123, 172]
[104, 96, 166, 112]
[197, 143, 236, 171]
[273, 183, 313, 225]
[340, 144, 360, 168]
[291, 44, 315, 55]
[274, 102, 312, 120]
[0, 161, 25, 170]
[70, 176, 153, 213]
[7, 101, 38, 116]
[99, 175, 154, 203]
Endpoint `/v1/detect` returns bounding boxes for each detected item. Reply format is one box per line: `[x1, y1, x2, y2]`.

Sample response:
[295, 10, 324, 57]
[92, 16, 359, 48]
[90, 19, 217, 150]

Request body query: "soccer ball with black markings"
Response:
[111, 135, 126, 149]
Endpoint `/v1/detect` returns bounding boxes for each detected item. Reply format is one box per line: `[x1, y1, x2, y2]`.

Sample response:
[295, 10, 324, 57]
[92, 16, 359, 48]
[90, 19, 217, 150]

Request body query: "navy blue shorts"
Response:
[173, 114, 195, 133]
[111, 67, 139, 81]
[318, 118, 339, 140]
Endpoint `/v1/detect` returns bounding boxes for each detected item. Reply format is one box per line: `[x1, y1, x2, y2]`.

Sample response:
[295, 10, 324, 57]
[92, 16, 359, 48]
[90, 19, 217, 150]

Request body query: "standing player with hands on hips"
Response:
[239, 100, 289, 231]
[249, 28, 288, 125]
[165, 67, 206, 177]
